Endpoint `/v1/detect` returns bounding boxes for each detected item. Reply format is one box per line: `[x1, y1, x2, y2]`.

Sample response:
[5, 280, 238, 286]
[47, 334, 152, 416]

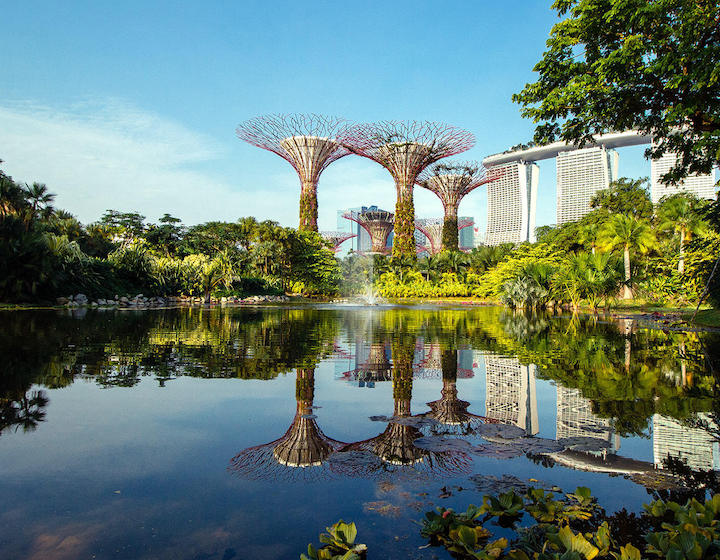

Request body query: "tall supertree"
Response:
[335, 338, 472, 478]
[416, 217, 474, 255]
[417, 161, 500, 251]
[320, 230, 357, 253]
[423, 348, 487, 435]
[344, 122, 474, 259]
[228, 368, 345, 482]
[236, 114, 352, 232]
[342, 209, 394, 254]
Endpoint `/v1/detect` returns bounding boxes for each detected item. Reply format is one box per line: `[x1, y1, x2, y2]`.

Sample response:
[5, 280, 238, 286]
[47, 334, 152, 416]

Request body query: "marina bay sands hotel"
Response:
[481, 131, 718, 245]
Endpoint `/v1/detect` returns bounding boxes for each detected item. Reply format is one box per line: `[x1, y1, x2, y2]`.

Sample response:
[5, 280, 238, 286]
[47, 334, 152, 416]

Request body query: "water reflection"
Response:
[1, 306, 719, 481]
[229, 367, 344, 481]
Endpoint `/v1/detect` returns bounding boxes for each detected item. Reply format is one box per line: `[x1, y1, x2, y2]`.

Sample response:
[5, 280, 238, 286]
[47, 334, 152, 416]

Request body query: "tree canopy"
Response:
[513, 0, 720, 184]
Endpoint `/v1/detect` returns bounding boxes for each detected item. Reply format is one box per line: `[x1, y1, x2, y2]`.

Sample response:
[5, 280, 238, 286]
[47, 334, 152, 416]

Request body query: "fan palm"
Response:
[657, 194, 709, 273]
[598, 215, 656, 299]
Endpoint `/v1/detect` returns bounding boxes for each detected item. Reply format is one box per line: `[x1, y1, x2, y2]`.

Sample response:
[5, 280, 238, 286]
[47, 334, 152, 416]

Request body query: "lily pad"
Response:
[510, 437, 564, 454]
[474, 423, 527, 440]
[470, 443, 524, 459]
[558, 437, 611, 452]
[412, 436, 474, 453]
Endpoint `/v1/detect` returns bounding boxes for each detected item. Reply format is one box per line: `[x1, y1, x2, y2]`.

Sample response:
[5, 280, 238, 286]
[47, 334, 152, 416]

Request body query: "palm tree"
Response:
[657, 194, 708, 273]
[598, 214, 656, 299]
[25, 182, 55, 216]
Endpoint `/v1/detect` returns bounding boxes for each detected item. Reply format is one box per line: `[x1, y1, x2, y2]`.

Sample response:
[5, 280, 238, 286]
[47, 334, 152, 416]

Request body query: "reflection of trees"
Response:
[229, 367, 345, 481]
[337, 334, 472, 478]
[424, 349, 485, 435]
[0, 389, 48, 435]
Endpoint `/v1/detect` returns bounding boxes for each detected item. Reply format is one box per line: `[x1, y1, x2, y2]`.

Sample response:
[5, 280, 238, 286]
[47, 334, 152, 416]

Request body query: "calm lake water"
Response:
[1, 304, 719, 559]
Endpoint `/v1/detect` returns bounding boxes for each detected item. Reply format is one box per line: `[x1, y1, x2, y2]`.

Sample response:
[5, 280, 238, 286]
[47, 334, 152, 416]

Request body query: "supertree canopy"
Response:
[342, 209, 394, 254]
[417, 161, 499, 251]
[415, 217, 474, 255]
[228, 368, 345, 482]
[344, 121, 474, 259]
[236, 114, 352, 232]
[320, 231, 357, 253]
[334, 341, 472, 478]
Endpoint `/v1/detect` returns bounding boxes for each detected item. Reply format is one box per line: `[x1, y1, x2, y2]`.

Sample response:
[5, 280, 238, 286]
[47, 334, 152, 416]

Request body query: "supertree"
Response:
[344, 121, 475, 259]
[337, 343, 392, 383]
[342, 209, 394, 254]
[423, 348, 488, 436]
[416, 161, 500, 251]
[415, 217, 474, 255]
[236, 114, 352, 232]
[228, 367, 345, 482]
[335, 338, 472, 478]
[320, 231, 357, 253]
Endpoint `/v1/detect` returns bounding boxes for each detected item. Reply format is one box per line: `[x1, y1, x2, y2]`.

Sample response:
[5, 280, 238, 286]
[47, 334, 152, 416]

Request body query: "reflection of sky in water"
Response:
[0, 306, 717, 559]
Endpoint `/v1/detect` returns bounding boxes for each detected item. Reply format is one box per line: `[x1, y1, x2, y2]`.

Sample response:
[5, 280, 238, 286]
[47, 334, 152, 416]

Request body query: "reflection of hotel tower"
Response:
[652, 414, 720, 471]
[556, 386, 619, 453]
[484, 356, 539, 435]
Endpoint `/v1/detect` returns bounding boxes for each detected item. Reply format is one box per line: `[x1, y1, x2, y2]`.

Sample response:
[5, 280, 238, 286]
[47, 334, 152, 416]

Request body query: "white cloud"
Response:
[0, 99, 293, 225]
[0, 99, 490, 231]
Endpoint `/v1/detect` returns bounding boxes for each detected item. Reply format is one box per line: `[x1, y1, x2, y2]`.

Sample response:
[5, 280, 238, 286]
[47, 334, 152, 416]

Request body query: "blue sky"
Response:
[1, 1, 656, 232]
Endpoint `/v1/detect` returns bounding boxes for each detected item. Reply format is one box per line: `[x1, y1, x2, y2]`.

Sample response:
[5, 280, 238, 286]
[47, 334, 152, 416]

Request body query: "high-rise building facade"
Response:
[652, 414, 720, 471]
[485, 161, 539, 245]
[650, 151, 717, 204]
[556, 146, 618, 224]
[484, 356, 539, 435]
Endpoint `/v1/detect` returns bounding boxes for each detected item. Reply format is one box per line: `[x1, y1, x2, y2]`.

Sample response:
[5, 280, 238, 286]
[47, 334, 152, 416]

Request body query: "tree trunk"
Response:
[442, 204, 460, 251]
[392, 180, 416, 261]
[678, 228, 685, 274]
[623, 244, 632, 299]
[298, 180, 318, 232]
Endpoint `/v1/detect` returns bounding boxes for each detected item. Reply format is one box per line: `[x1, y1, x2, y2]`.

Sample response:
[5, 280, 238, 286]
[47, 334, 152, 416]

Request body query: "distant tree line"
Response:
[0, 161, 341, 303]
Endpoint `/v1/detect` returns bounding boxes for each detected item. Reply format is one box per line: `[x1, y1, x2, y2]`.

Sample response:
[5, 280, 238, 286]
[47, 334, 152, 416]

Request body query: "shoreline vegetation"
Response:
[2, 166, 719, 317]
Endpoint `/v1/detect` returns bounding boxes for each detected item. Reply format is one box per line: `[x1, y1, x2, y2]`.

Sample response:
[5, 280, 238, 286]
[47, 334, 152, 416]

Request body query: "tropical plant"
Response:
[597, 215, 656, 299]
[301, 521, 367, 560]
[657, 193, 709, 273]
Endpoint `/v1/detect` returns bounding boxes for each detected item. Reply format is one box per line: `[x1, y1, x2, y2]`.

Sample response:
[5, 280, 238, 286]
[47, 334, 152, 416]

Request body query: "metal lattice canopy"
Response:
[415, 217, 474, 254]
[342, 209, 395, 254]
[416, 161, 498, 216]
[236, 114, 353, 232]
[320, 231, 358, 253]
[343, 121, 475, 259]
[415, 161, 500, 251]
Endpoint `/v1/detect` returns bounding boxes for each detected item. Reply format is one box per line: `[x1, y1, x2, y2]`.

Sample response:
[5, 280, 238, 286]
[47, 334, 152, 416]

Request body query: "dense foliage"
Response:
[512, 0, 720, 185]
[0, 164, 341, 303]
[421, 488, 720, 560]
[372, 179, 719, 310]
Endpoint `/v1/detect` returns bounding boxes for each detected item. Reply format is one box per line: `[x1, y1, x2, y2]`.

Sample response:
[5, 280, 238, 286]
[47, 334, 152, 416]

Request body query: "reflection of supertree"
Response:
[343, 210, 394, 254]
[320, 231, 358, 253]
[414, 343, 474, 379]
[236, 114, 352, 231]
[416, 217, 474, 254]
[344, 122, 474, 259]
[417, 161, 499, 251]
[336, 341, 472, 477]
[229, 368, 345, 481]
[425, 349, 486, 434]
[339, 343, 392, 383]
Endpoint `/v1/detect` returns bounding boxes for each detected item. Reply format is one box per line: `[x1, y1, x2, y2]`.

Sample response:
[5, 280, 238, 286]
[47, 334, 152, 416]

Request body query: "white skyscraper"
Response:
[652, 414, 720, 471]
[556, 146, 619, 224]
[650, 151, 717, 204]
[485, 161, 539, 245]
[556, 386, 619, 452]
[484, 356, 539, 435]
